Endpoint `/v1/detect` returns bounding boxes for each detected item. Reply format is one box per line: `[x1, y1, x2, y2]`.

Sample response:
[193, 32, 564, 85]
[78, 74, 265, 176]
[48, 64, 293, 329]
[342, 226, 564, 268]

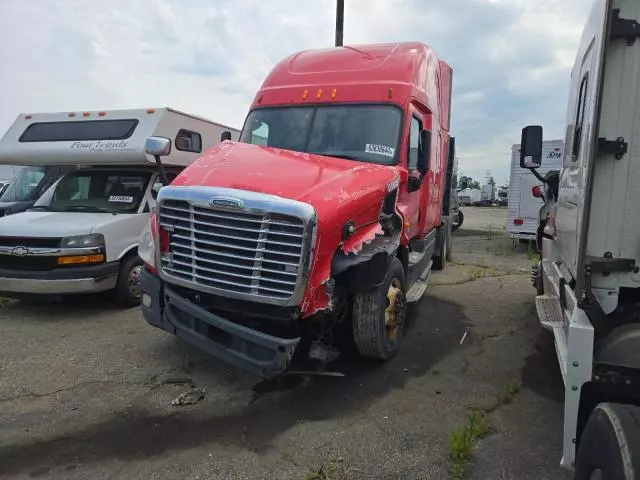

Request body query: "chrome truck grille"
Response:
[157, 187, 316, 306]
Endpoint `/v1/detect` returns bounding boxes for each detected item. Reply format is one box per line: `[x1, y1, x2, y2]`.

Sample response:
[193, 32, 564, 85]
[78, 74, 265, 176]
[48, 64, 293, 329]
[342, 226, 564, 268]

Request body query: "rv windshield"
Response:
[0, 166, 48, 202]
[239, 105, 403, 165]
[47, 170, 152, 214]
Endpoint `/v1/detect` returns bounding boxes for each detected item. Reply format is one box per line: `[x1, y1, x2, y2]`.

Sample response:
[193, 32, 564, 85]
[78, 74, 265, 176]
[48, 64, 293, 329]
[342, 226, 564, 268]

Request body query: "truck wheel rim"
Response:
[385, 278, 406, 342]
[128, 265, 142, 298]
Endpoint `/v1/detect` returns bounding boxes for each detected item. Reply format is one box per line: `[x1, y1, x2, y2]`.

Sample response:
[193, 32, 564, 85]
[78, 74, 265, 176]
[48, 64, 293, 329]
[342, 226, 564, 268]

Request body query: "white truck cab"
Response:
[522, 0, 640, 477]
[0, 107, 239, 306]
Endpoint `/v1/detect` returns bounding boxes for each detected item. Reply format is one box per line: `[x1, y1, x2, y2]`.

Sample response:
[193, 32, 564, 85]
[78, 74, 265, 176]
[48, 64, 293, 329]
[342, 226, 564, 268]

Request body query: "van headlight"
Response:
[60, 234, 105, 248]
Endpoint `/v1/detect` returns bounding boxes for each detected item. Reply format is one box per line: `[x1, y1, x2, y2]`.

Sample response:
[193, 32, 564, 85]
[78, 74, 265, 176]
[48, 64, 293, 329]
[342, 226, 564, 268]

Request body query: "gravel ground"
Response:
[0, 207, 571, 480]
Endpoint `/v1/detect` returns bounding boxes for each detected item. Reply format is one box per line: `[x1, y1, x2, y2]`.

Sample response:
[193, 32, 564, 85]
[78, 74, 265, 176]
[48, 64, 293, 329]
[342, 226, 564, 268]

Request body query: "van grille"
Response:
[158, 199, 307, 301]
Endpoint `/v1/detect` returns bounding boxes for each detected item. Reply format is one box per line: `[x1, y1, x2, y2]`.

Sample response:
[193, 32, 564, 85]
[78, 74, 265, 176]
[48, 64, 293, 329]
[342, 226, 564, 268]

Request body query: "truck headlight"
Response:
[60, 234, 105, 248]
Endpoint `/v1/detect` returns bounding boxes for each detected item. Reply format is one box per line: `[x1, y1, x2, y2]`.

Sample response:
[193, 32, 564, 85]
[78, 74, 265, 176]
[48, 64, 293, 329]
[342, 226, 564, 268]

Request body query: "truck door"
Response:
[554, 0, 608, 276]
[403, 109, 427, 240]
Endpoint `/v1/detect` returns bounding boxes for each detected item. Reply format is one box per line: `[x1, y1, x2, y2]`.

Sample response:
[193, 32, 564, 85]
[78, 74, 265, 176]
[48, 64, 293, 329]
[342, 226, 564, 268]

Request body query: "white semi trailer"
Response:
[522, 0, 640, 477]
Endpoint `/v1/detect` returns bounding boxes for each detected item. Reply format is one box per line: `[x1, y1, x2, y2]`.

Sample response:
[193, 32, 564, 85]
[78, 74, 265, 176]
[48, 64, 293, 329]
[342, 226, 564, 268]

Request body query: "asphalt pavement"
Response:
[0, 207, 571, 480]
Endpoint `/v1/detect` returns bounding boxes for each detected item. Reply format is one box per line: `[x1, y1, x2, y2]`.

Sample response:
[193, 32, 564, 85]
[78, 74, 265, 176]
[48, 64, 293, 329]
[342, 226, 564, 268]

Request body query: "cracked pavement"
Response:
[0, 208, 571, 480]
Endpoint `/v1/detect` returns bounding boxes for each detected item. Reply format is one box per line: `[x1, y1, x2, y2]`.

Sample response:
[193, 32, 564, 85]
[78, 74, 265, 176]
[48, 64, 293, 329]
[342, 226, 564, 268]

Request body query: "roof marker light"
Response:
[331, 89, 337, 99]
[98, 111, 106, 117]
[24, 115, 32, 120]
[316, 89, 323, 99]
[388, 88, 394, 99]
[302, 90, 309, 100]
[82, 112, 90, 117]
[147, 108, 155, 114]
[68, 112, 76, 117]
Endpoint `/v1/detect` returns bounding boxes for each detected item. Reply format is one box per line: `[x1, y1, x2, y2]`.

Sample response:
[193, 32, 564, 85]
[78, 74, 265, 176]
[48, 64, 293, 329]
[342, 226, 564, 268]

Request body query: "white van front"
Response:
[0, 167, 157, 305]
[0, 107, 240, 306]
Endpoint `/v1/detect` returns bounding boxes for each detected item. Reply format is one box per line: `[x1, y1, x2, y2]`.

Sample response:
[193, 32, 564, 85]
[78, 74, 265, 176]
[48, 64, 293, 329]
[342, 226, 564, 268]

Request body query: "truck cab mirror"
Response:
[221, 130, 232, 142]
[418, 130, 432, 174]
[520, 125, 543, 169]
[145, 136, 172, 157]
[532, 185, 544, 198]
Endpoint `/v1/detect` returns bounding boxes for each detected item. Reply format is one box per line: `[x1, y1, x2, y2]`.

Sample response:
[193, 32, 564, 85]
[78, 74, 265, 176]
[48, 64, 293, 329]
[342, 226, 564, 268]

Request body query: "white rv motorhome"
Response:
[0, 107, 240, 307]
[507, 140, 563, 241]
[522, 0, 640, 477]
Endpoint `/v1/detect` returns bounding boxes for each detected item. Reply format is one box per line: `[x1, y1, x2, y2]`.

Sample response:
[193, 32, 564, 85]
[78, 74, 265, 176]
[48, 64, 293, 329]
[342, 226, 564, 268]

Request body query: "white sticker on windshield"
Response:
[365, 144, 395, 158]
[109, 195, 134, 203]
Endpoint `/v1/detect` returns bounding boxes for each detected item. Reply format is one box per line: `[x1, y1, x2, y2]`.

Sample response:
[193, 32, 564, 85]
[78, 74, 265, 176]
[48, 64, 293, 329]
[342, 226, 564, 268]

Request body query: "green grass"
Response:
[525, 243, 540, 262]
[448, 381, 522, 479]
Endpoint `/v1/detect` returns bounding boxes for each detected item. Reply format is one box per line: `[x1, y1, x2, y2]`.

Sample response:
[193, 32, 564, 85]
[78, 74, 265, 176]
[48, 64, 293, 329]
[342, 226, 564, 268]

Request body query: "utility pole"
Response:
[335, 0, 344, 47]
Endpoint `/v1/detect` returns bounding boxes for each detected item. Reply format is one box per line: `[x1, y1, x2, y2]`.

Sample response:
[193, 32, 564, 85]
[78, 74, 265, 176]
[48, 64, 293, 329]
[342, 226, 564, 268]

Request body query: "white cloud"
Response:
[0, 0, 593, 185]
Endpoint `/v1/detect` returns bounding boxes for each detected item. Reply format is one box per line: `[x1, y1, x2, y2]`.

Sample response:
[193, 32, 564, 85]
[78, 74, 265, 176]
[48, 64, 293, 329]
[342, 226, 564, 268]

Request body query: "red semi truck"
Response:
[138, 42, 457, 377]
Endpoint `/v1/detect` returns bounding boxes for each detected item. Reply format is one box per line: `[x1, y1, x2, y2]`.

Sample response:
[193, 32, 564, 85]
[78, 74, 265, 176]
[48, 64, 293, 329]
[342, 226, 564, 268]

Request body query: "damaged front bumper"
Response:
[140, 269, 301, 378]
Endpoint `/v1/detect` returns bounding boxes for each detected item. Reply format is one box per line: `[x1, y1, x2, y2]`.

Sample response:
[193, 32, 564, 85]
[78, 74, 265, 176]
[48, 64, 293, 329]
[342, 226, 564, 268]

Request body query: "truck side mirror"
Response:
[145, 136, 172, 157]
[418, 130, 431, 174]
[520, 125, 543, 169]
[221, 130, 232, 142]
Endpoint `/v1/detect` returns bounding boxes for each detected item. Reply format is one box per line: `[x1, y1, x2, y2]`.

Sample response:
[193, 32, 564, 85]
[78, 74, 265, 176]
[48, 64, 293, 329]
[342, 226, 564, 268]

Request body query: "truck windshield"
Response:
[47, 170, 152, 214]
[239, 105, 403, 165]
[0, 166, 49, 202]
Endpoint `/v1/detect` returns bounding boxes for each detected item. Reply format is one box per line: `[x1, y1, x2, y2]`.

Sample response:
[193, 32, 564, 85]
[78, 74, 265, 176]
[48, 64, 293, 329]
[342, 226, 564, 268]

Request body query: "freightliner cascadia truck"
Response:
[137, 42, 457, 378]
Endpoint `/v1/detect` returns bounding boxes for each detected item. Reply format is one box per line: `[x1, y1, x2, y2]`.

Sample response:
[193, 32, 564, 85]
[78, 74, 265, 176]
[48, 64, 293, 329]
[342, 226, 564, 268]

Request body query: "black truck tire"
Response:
[113, 254, 145, 308]
[575, 403, 640, 480]
[352, 256, 406, 360]
[432, 227, 447, 271]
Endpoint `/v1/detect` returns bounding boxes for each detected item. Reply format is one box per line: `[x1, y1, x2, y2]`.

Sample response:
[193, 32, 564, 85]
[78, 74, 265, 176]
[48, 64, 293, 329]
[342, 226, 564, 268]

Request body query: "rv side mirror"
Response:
[520, 125, 543, 169]
[418, 130, 432, 174]
[221, 130, 232, 142]
[145, 136, 172, 157]
[532, 185, 544, 198]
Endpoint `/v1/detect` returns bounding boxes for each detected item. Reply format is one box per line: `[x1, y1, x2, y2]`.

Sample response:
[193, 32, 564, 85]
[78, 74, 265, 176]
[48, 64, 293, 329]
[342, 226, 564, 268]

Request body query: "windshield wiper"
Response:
[28, 206, 50, 211]
[63, 205, 112, 213]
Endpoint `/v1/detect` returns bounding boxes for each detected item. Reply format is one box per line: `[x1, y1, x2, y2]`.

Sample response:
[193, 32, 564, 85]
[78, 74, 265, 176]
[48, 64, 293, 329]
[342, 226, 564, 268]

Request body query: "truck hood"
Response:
[0, 211, 131, 238]
[174, 141, 399, 210]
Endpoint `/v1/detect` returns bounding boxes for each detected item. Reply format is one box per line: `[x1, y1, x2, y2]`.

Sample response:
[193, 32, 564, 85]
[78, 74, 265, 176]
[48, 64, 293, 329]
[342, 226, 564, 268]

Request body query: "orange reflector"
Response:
[68, 112, 76, 117]
[57, 254, 105, 265]
[98, 111, 106, 117]
[388, 88, 393, 99]
[331, 89, 337, 99]
[316, 89, 323, 99]
[24, 115, 32, 119]
[82, 112, 90, 117]
[146, 108, 155, 114]
[302, 90, 309, 100]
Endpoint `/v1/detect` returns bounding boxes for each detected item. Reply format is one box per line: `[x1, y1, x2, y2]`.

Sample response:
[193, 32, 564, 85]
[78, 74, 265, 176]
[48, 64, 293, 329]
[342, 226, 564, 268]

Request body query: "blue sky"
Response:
[0, 0, 590, 185]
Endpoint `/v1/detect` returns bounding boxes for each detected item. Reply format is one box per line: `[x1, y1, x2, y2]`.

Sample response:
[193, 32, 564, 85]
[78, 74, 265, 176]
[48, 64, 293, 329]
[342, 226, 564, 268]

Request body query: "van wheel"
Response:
[114, 255, 144, 308]
[575, 403, 640, 480]
[352, 257, 406, 360]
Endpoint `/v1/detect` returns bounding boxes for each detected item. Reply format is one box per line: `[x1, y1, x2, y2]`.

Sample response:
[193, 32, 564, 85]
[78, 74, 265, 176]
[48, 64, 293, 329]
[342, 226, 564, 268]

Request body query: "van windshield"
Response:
[239, 105, 403, 165]
[0, 166, 49, 202]
[47, 170, 152, 214]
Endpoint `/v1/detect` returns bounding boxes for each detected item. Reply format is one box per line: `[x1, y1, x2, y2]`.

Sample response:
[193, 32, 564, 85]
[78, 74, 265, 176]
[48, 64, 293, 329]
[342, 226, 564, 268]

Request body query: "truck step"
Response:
[409, 250, 426, 266]
[406, 260, 433, 303]
[535, 294, 568, 383]
[535, 294, 563, 331]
